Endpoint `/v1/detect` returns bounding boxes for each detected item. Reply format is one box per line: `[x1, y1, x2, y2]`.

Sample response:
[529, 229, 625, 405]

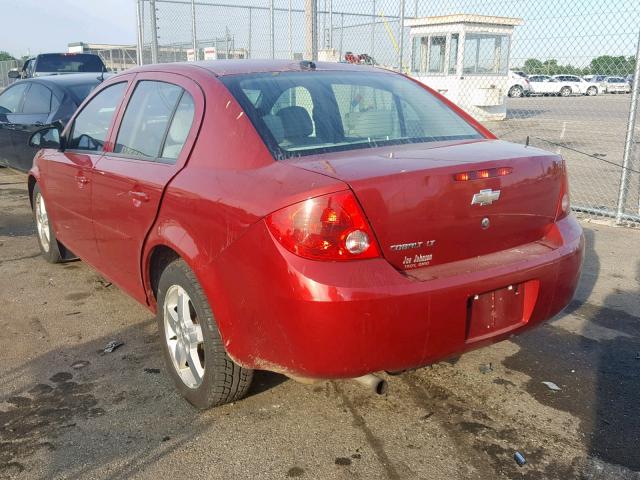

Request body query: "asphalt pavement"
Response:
[1, 167, 639, 479]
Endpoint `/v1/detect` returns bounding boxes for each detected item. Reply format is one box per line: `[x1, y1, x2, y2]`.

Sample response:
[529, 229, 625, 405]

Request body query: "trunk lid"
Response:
[287, 139, 563, 271]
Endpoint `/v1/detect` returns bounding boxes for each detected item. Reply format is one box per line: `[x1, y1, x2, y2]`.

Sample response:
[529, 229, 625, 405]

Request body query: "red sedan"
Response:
[27, 60, 583, 408]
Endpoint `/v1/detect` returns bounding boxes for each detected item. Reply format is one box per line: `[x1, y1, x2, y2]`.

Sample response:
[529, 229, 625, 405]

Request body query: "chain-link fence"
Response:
[136, 0, 640, 224]
[0, 59, 19, 89]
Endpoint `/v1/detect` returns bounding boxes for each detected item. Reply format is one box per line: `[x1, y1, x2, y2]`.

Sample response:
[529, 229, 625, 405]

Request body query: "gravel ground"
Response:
[0, 167, 639, 480]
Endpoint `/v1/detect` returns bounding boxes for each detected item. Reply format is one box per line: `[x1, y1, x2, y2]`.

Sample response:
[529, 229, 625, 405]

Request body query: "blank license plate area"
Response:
[466, 284, 526, 343]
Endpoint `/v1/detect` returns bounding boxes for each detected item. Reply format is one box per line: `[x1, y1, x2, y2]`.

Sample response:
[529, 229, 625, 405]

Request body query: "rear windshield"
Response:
[221, 70, 483, 159]
[68, 83, 100, 103]
[36, 54, 105, 73]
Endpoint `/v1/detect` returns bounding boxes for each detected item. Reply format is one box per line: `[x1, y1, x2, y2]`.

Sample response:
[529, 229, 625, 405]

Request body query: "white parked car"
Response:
[552, 75, 599, 96]
[507, 70, 532, 97]
[601, 76, 631, 93]
[527, 75, 579, 96]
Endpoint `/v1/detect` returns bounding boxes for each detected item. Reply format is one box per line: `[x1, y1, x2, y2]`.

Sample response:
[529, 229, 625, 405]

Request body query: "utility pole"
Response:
[305, 0, 318, 61]
[191, 0, 198, 60]
[398, 0, 405, 71]
[270, 0, 275, 59]
[149, 0, 158, 64]
[135, 0, 144, 65]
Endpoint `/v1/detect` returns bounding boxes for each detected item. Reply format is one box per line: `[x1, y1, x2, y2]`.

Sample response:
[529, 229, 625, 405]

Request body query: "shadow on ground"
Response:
[504, 228, 640, 472]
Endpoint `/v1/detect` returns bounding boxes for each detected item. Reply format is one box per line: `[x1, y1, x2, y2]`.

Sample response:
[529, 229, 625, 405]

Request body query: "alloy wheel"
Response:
[509, 86, 523, 98]
[164, 284, 205, 388]
[35, 193, 50, 253]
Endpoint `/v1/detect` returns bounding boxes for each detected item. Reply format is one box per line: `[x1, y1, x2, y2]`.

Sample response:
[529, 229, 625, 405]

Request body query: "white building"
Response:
[407, 14, 523, 121]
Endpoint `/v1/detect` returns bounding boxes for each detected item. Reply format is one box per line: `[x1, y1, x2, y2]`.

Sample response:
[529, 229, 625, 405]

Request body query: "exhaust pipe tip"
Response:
[353, 374, 388, 395]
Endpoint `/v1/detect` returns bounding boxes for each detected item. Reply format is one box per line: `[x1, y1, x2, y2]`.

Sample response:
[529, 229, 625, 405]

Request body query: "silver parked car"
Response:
[601, 76, 631, 94]
[552, 75, 599, 96]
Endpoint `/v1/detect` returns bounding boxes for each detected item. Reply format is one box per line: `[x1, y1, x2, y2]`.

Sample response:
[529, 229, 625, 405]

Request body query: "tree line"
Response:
[518, 55, 636, 76]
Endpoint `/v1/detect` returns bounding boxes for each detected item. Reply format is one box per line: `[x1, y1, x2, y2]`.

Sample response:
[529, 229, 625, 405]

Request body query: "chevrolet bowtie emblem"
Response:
[471, 189, 501, 206]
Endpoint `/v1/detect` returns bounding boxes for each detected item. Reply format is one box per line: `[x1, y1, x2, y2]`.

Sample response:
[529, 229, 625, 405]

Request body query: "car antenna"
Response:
[525, 135, 530, 147]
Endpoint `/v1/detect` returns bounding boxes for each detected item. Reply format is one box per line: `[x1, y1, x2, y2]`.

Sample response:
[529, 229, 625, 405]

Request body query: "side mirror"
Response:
[7, 68, 20, 79]
[29, 126, 65, 150]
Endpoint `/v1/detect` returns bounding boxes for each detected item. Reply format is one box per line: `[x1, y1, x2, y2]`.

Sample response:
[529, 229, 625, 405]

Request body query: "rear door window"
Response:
[0, 83, 29, 114]
[22, 83, 53, 114]
[68, 82, 127, 151]
[114, 80, 185, 161]
[161, 92, 195, 160]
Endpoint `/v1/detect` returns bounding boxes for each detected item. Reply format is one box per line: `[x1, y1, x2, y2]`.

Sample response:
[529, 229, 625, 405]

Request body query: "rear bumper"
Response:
[210, 215, 584, 379]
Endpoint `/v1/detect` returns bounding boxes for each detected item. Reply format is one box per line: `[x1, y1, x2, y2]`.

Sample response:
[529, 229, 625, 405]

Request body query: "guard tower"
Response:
[406, 14, 523, 121]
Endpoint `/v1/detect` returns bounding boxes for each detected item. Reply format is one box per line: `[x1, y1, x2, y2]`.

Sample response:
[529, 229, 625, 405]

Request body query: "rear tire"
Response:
[156, 259, 253, 409]
[587, 86, 597, 96]
[560, 86, 572, 97]
[508, 85, 524, 98]
[32, 184, 64, 263]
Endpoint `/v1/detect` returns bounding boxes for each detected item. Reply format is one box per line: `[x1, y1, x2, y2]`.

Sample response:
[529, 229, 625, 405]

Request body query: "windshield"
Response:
[221, 70, 483, 159]
[36, 54, 105, 73]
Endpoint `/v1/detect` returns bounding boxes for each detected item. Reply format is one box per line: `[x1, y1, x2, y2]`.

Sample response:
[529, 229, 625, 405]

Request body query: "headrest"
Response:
[262, 114, 285, 143]
[167, 104, 194, 143]
[277, 106, 313, 140]
[346, 110, 394, 139]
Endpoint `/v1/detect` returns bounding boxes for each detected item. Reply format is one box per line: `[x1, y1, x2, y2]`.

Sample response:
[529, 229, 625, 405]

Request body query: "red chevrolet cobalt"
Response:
[27, 60, 583, 408]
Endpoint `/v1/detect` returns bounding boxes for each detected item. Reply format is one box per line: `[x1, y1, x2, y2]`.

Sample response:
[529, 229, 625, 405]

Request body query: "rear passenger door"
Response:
[91, 73, 202, 302]
[10, 82, 59, 171]
[0, 82, 29, 167]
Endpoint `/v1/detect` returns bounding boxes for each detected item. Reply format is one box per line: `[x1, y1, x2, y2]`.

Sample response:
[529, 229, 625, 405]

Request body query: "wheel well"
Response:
[148, 245, 180, 302]
[27, 176, 37, 208]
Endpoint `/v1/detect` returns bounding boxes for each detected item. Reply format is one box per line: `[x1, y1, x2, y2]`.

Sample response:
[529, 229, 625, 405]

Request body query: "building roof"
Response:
[406, 14, 524, 28]
[68, 42, 136, 50]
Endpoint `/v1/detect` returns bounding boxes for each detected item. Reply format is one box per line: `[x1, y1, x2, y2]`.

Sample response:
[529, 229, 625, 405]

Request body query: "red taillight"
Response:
[266, 191, 380, 261]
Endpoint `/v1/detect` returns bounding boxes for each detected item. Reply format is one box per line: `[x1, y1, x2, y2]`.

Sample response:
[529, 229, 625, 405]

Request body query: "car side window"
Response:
[22, 83, 53, 114]
[0, 83, 29, 114]
[161, 91, 195, 161]
[68, 82, 127, 152]
[114, 80, 183, 160]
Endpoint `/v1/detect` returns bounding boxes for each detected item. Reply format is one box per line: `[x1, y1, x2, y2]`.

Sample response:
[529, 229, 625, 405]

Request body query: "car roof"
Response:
[14, 73, 111, 87]
[123, 59, 383, 78]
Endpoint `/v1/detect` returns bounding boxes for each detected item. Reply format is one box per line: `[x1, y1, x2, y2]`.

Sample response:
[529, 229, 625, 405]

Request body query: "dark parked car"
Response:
[27, 60, 583, 409]
[8, 53, 106, 80]
[0, 73, 109, 171]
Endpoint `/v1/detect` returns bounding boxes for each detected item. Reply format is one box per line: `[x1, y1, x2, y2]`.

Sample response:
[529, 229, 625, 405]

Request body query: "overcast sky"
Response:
[1, 0, 638, 66]
[1, 0, 136, 58]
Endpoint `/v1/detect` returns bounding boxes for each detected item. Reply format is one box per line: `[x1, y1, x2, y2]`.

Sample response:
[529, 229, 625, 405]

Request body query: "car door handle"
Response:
[128, 190, 149, 203]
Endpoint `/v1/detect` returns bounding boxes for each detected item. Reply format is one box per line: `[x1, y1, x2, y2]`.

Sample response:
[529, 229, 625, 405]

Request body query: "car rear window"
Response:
[36, 54, 104, 73]
[68, 83, 100, 104]
[221, 70, 483, 159]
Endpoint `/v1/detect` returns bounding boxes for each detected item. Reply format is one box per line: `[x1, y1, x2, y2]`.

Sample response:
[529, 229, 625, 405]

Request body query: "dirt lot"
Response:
[1, 166, 639, 480]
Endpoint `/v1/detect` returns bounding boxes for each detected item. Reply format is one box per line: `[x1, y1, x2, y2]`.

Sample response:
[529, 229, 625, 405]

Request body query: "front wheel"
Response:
[157, 259, 253, 409]
[32, 184, 64, 263]
[560, 86, 572, 97]
[586, 86, 597, 96]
